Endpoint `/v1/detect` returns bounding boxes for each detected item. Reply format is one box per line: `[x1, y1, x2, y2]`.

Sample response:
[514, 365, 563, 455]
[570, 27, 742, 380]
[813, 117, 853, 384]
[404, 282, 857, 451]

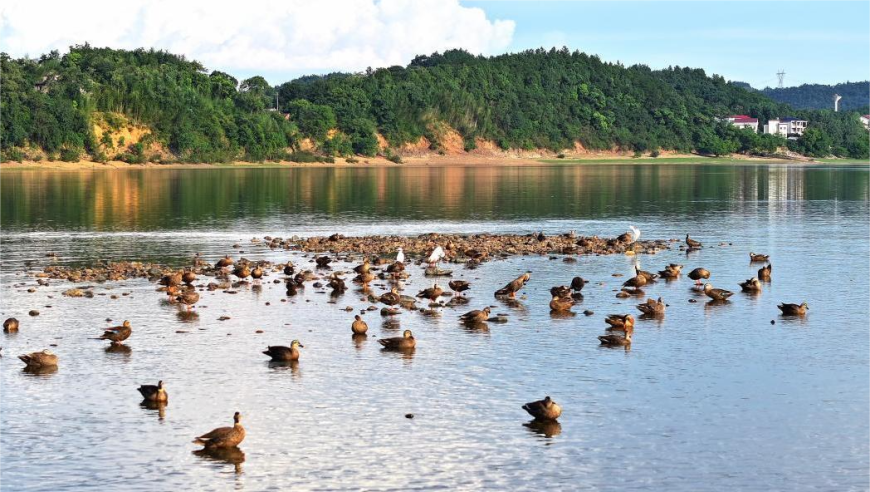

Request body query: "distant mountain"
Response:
[759, 82, 869, 111]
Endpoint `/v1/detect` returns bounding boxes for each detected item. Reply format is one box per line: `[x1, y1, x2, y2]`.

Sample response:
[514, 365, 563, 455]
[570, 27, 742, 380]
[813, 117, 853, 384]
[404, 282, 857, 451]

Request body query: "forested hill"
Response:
[760, 82, 869, 111]
[2, 45, 867, 163]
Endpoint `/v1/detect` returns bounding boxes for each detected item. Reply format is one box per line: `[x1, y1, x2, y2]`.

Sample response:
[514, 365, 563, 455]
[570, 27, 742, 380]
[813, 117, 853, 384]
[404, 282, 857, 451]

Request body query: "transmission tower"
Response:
[776, 70, 785, 89]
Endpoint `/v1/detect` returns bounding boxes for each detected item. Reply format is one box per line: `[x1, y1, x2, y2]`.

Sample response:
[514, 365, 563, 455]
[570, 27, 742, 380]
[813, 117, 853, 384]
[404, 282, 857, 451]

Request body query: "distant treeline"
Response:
[759, 82, 869, 111]
[1, 45, 867, 163]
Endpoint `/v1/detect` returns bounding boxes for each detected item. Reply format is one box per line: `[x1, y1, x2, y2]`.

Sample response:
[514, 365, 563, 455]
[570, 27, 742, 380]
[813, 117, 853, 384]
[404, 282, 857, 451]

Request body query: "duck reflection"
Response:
[381, 319, 401, 331]
[549, 310, 576, 320]
[460, 321, 490, 335]
[524, 419, 562, 439]
[268, 360, 301, 378]
[352, 333, 368, 351]
[704, 299, 731, 310]
[193, 446, 246, 474]
[105, 343, 132, 357]
[176, 310, 200, 323]
[22, 364, 58, 377]
[139, 401, 168, 421]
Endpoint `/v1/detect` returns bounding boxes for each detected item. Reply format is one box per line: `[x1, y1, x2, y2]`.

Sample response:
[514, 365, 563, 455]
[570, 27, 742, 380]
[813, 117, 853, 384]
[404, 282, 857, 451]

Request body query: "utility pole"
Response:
[776, 70, 785, 89]
[276, 93, 279, 112]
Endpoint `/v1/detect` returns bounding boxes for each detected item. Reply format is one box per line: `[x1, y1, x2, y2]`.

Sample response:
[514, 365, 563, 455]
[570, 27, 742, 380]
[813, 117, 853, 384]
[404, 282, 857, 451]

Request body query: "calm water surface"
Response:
[1, 163, 868, 491]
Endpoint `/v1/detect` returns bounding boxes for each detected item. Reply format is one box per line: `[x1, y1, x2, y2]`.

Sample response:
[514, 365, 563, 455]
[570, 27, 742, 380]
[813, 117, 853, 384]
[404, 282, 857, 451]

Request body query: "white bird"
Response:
[427, 246, 445, 267]
[629, 225, 641, 243]
[396, 247, 405, 264]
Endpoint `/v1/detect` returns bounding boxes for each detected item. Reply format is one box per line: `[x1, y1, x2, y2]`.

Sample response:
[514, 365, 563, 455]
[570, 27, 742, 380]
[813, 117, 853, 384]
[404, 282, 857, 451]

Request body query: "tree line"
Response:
[1, 45, 867, 163]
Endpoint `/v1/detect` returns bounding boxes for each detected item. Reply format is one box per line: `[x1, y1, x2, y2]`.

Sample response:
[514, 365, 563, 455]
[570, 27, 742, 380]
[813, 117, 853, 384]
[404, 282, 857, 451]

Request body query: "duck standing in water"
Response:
[495, 272, 531, 299]
[778, 302, 809, 316]
[3, 317, 19, 332]
[636, 297, 665, 317]
[138, 380, 169, 402]
[351, 315, 368, 335]
[416, 284, 444, 302]
[194, 412, 246, 450]
[703, 283, 733, 301]
[758, 264, 772, 281]
[379, 287, 401, 306]
[215, 255, 234, 269]
[688, 267, 711, 286]
[263, 340, 304, 361]
[378, 330, 416, 350]
[448, 280, 470, 297]
[605, 314, 635, 331]
[749, 252, 770, 262]
[19, 349, 58, 368]
[599, 325, 633, 346]
[658, 263, 683, 279]
[459, 307, 490, 324]
[739, 277, 762, 292]
[176, 289, 200, 311]
[522, 396, 562, 421]
[549, 295, 574, 312]
[97, 320, 132, 344]
[685, 234, 702, 249]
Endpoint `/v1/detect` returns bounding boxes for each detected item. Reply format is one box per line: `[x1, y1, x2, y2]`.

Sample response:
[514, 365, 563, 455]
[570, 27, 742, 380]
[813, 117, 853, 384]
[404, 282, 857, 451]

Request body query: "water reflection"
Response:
[524, 419, 563, 439]
[21, 365, 58, 377]
[193, 447, 246, 475]
[105, 343, 133, 357]
[140, 401, 168, 421]
[268, 360, 301, 378]
[4, 164, 866, 232]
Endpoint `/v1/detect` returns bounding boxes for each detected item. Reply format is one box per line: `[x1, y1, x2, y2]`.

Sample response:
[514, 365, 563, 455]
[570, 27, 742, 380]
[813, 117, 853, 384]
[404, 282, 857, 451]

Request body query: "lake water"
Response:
[1, 163, 868, 491]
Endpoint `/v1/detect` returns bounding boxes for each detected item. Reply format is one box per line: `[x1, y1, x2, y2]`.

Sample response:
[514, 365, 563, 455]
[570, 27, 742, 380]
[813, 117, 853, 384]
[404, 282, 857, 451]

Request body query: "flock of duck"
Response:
[3, 228, 810, 455]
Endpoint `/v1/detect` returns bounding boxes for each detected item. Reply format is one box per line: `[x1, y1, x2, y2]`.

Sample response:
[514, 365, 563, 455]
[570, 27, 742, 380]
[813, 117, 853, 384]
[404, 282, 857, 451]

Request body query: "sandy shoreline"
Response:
[0, 153, 860, 171]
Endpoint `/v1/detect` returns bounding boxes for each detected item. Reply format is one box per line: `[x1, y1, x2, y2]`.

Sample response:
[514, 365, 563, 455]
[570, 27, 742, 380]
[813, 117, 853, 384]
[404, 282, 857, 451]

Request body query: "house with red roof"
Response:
[723, 115, 759, 132]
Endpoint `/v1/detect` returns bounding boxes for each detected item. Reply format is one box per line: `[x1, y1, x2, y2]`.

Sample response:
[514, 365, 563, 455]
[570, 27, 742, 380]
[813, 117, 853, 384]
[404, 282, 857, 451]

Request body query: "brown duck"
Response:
[749, 252, 769, 262]
[703, 283, 733, 301]
[263, 340, 303, 361]
[448, 280, 470, 296]
[378, 330, 416, 350]
[251, 266, 264, 280]
[416, 284, 443, 301]
[778, 302, 809, 316]
[622, 274, 647, 289]
[549, 295, 574, 312]
[635, 266, 658, 282]
[314, 256, 332, 268]
[176, 289, 200, 311]
[353, 258, 371, 274]
[605, 314, 635, 331]
[379, 287, 401, 306]
[636, 297, 665, 316]
[234, 264, 251, 279]
[193, 412, 246, 449]
[685, 234, 702, 248]
[215, 255, 234, 268]
[758, 264, 772, 280]
[3, 317, 19, 332]
[522, 396, 562, 421]
[98, 320, 132, 344]
[19, 349, 58, 368]
[739, 277, 762, 292]
[658, 264, 683, 278]
[459, 307, 490, 324]
[329, 275, 347, 292]
[495, 273, 531, 298]
[351, 315, 368, 335]
[138, 380, 168, 402]
[599, 325, 633, 346]
[688, 267, 711, 285]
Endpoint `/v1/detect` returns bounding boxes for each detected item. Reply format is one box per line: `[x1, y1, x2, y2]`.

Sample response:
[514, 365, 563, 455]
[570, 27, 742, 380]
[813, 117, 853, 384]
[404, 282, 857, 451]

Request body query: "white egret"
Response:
[396, 247, 405, 264]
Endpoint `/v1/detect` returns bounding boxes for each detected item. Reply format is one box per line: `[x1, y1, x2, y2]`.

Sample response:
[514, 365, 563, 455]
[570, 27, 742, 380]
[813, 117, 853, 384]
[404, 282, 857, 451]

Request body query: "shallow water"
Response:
[1, 163, 868, 491]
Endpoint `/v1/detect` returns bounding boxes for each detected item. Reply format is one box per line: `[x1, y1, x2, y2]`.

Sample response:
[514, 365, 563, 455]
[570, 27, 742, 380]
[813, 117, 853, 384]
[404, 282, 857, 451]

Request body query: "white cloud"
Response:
[0, 0, 514, 75]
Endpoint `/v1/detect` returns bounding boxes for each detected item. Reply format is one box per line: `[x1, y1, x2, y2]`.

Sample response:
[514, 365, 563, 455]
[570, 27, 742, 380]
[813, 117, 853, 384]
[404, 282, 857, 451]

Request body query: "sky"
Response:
[0, 0, 867, 88]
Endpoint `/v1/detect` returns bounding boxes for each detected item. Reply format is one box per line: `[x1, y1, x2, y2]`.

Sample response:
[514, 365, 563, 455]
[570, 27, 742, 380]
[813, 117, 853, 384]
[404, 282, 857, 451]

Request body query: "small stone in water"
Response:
[28, 310, 39, 316]
[770, 320, 775, 325]
[688, 299, 697, 303]
[255, 330, 264, 333]
[405, 413, 414, 419]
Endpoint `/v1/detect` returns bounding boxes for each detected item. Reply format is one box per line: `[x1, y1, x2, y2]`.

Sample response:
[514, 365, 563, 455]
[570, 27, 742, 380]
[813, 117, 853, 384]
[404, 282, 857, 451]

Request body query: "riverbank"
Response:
[2, 153, 852, 172]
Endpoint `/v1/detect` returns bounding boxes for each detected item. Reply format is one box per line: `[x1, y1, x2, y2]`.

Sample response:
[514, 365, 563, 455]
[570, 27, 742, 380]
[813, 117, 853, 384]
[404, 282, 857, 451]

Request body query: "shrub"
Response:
[346, 156, 359, 163]
[556, 153, 566, 159]
[650, 149, 661, 158]
[632, 150, 642, 158]
[4, 148, 25, 162]
[60, 147, 80, 162]
[386, 152, 402, 164]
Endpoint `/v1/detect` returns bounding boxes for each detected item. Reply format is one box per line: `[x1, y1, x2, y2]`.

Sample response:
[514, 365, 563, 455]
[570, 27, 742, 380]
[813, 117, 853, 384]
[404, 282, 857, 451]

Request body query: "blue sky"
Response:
[471, 1, 869, 88]
[1, 0, 867, 87]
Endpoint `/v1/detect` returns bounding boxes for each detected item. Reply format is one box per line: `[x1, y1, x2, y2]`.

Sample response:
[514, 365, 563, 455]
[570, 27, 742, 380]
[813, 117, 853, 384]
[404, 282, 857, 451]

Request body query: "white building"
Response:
[860, 114, 870, 129]
[724, 115, 759, 132]
[764, 117, 808, 138]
